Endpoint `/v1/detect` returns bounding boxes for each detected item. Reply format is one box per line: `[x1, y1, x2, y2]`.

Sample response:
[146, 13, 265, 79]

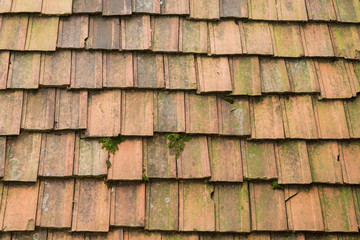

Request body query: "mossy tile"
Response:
[25, 16, 59, 51]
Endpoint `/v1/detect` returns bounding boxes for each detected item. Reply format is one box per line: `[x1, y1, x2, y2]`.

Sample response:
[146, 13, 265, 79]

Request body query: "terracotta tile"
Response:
[0, 51, 9, 89]
[146, 180, 178, 230]
[71, 51, 103, 89]
[305, 234, 339, 240]
[72, 179, 110, 232]
[121, 90, 154, 136]
[271, 233, 306, 240]
[209, 137, 242, 182]
[345, 97, 360, 138]
[179, 182, 215, 231]
[0, 182, 39, 231]
[305, 0, 336, 21]
[250, 96, 285, 139]
[103, 52, 133, 88]
[230, 56, 261, 96]
[152, 16, 179, 52]
[220, 0, 248, 18]
[354, 186, 360, 226]
[260, 58, 290, 93]
[271, 23, 304, 57]
[0, 137, 5, 177]
[164, 54, 197, 90]
[133, 0, 160, 13]
[286, 59, 320, 93]
[74, 137, 108, 176]
[0, 0, 11, 12]
[215, 183, 250, 232]
[12, 231, 48, 240]
[7, 52, 40, 89]
[103, 0, 131, 15]
[318, 185, 358, 232]
[275, 141, 312, 184]
[209, 21, 242, 55]
[133, 53, 164, 88]
[110, 183, 145, 227]
[161, 0, 189, 14]
[25, 16, 59, 51]
[333, 0, 360, 22]
[281, 95, 318, 139]
[42, 0, 72, 14]
[312, 98, 349, 139]
[57, 16, 89, 49]
[124, 229, 161, 240]
[0, 15, 28, 50]
[108, 139, 143, 180]
[249, 182, 287, 231]
[47, 231, 84, 240]
[177, 136, 211, 179]
[302, 23, 334, 57]
[179, 19, 208, 53]
[73, 0, 102, 13]
[307, 141, 343, 184]
[0, 90, 23, 135]
[40, 51, 71, 86]
[163, 233, 199, 240]
[189, 0, 220, 19]
[276, 0, 307, 20]
[241, 140, 277, 180]
[0, 233, 10, 240]
[239, 22, 272, 55]
[339, 142, 360, 184]
[197, 56, 232, 92]
[11, 0, 41, 12]
[88, 16, 120, 50]
[36, 179, 74, 228]
[21, 89, 56, 130]
[38, 133, 74, 177]
[330, 24, 360, 60]
[201, 234, 234, 240]
[121, 16, 151, 50]
[248, 0, 277, 20]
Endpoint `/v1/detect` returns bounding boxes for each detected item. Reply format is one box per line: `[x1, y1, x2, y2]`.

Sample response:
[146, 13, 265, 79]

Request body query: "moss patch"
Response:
[224, 96, 235, 104]
[165, 134, 192, 159]
[271, 180, 283, 190]
[142, 167, 149, 182]
[98, 137, 126, 155]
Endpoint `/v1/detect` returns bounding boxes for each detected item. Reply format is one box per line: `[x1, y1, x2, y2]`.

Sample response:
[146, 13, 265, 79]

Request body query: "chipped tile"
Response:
[103, 0, 131, 15]
[133, 53, 164, 88]
[124, 229, 161, 240]
[57, 16, 89, 49]
[42, 0, 72, 14]
[164, 54, 197, 90]
[0, 51, 9, 89]
[88, 16, 120, 50]
[339, 142, 360, 184]
[248, 0, 277, 20]
[333, 0, 360, 22]
[11, 0, 42, 12]
[133, 0, 160, 13]
[345, 97, 360, 138]
[220, 0, 248, 18]
[286, 59, 320, 93]
[73, 0, 102, 13]
[146, 180, 178, 230]
[239, 22, 273, 55]
[161, 0, 189, 14]
[260, 58, 291, 93]
[25, 16, 59, 51]
[189, 0, 220, 19]
[302, 23, 334, 57]
[277, 0, 307, 21]
[209, 21, 242, 55]
[305, 0, 336, 21]
[40, 51, 71, 86]
[0, 0, 11, 12]
[103, 52, 133, 88]
[330, 24, 360, 59]
[0, 15, 28, 50]
[72, 179, 110, 232]
[179, 19, 208, 53]
[152, 16, 179, 52]
[121, 16, 151, 50]
[110, 183, 145, 227]
[0, 90, 23, 135]
[271, 23, 304, 57]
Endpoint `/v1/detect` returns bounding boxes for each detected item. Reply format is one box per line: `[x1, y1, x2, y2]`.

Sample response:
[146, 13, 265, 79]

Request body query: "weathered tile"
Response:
[271, 23, 304, 57]
[305, 0, 336, 21]
[121, 16, 151, 50]
[121, 90, 154, 136]
[248, 0, 277, 20]
[133, 0, 160, 13]
[74, 138, 108, 176]
[12, 231, 48, 240]
[124, 229, 161, 240]
[73, 0, 102, 13]
[197, 56, 232, 92]
[260, 58, 291, 93]
[277, 0, 307, 21]
[241, 140, 277, 180]
[0, 233, 10, 240]
[108, 139, 143, 180]
[271, 233, 305, 240]
[11, 0, 41, 12]
[209, 137, 243, 182]
[36, 179, 74, 228]
[71, 51, 102, 89]
[189, 0, 220, 19]
[146, 180, 178, 230]
[154, 91, 185, 132]
[209, 21, 242, 55]
[179, 19, 208, 53]
[339, 142, 360, 184]
[103, 0, 131, 15]
[239, 21, 273, 55]
[72, 179, 110, 232]
[345, 97, 360, 138]
[220, 0, 248, 18]
[318, 186, 358, 232]
[0, 90, 23, 135]
[333, 0, 360, 22]
[47, 231, 84, 240]
[352, 62, 360, 93]
[152, 16, 179, 52]
[0, 183, 39, 231]
[275, 141, 312, 184]
[0, 138, 5, 177]
[330, 24, 360, 59]
[250, 96, 285, 139]
[110, 183, 145, 227]
[103, 52, 133, 88]
[177, 136, 211, 179]
[42, 0, 72, 14]
[0, 15, 28, 50]
[307, 141, 343, 184]
[354, 186, 360, 226]
[179, 182, 215, 231]
[88, 16, 120, 50]
[302, 23, 334, 57]
[161, 0, 189, 14]
[201, 234, 234, 240]
[281, 95, 318, 139]
[249, 182, 287, 231]
[0, 51, 9, 89]
[57, 16, 89, 49]
[286, 59, 320, 93]
[164, 54, 197, 90]
[0, 0, 11, 12]
[25, 16, 59, 51]
[133, 53, 164, 88]
[40, 51, 71, 86]
[185, 93, 219, 134]
[7, 52, 40, 89]
[163, 233, 199, 240]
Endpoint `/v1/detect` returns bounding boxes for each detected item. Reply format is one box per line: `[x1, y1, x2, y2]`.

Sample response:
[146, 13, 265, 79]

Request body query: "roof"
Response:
[0, 0, 360, 239]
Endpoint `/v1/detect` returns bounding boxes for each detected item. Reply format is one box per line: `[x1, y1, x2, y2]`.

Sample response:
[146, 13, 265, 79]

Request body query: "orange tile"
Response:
[330, 24, 360, 60]
[108, 139, 143, 180]
[0, 15, 28, 50]
[86, 90, 121, 137]
[146, 180, 178, 230]
[133, 53, 164, 88]
[209, 21, 242, 55]
[160, 0, 189, 14]
[177, 136, 211, 179]
[179, 182, 215, 231]
[215, 183, 250, 232]
[0, 90, 23, 135]
[0, 137, 5, 177]
[21, 89, 56, 130]
[305, 0, 336, 21]
[57, 16, 89, 49]
[189, 0, 220, 19]
[333, 0, 360, 22]
[302, 23, 334, 57]
[40, 51, 71, 86]
[55, 89, 88, 130]
[179, 19, 208, 53]
[121, 90, 154, 136]
[271, 23, 304, 57]
[163, 233, 199, 240]
[11, 0, 41, 12]
[345, 97, 360, 138]
[41, 0, 72, 14]
[0, 51, 9, 89]
[239, 21, 272, 55]
[152, 16, 179, 52]
[103, 52, 133, 88]
[260, 58, 291, 93]
[133, 0, 160, 13]
[4, 133, 41, 182]
[0, 0, 11, 12]
[0, 182, 39, 231]
[73, 0, 102, 13]
[123, 229, 161, 240]
[72, 179, 110, 232]
[103, 0, 131, 15]
[249, 182, 287, 231]
[286, 59, 320, 93]
[12, 231, 47, 240]
[25, 16, 59, 51]
[110, 183, 145, 227]
[248, 0, 277, 20]
[220, 0, 248, 18]
[36, 179, 74, 228]
[39, 132, 75, 177]
[121, 15, 151, 50]
[277, 0, 307, 20]
[164, 54, 197, 90]
[88, 16, 120, 50]
[339, 142, 360, 184]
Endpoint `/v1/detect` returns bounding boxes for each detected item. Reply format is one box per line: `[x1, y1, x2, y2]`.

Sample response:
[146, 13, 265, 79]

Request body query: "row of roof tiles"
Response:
[1, 15, 360, 59]
[0, 179, 359, 232]
[1, 0, 360, 23]
[1, 51, 360, 99]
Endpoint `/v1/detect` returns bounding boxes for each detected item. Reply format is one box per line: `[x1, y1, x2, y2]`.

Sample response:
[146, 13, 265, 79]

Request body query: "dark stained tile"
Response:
[11, 0, 41, 12]
[12, 231, 47, 240]
[339, 142, 360, 184]
[88, 16, 120, 50]
[236, 233, 271, 240]
[248, 0, 277, 20]
[277, 0, 307, 20]
[189, 0, 220, 19]
[286, 59, 320, 93]
[152, 16, 179, 52]
[239, 21, 273, 55]
[333, 0, 360, 22]
[302, 23, 334, 57]
[330, 24, 360, 60]
[208, 21, 242, 55]
[0, 90, 23, 135]
[121, 16, 151, 50]
[201, 233, 234, 240]
[103, 0, 131, 15]
[133, 53, 164, 88]
[179, 19, 208, 53]
[345, 97, 360, 138]
[163, 233, 199, 240]
[57, 16, 89, 49]
[0, 138, 5, 177]
[260, 58, 291, 93]
[25, 16, 59, 51]
[161, 0, 189, 14]
[41, 0, 72, 14]
[124, 229, 161, 240]
[103, 52, 133, 88]
[133, 0, 160, 13]
[220, 0, 248, 18]
[73, 0, 102, 13]
[40, 51, 71, 86]
[271, 233, 305, 240]
[271, 23, 304, 57]
[0, 15, 28, 50]
[0, 51, 9, 89]
[164, 54, 197, 90]
[305, 0, 337, 21]
[0, 0, 11, 12]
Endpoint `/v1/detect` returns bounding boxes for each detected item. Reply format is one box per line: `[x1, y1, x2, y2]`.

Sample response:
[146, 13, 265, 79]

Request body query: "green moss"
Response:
[224, 96, 235, 104]
[165, 134, 192, 159]
[98, 136, 126, 155]
[106, 159, 112, 169]
[142, 167, 149, 182]
[271, 180, 283, 190]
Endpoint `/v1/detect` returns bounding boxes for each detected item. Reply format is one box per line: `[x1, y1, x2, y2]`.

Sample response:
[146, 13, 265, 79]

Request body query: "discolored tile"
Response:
[40, 51, 71, 86]
[57, 16, 89, 49]
[25, 16, 59, 51]
[88, 16, 120, 50]
[0, 15, 28, 50]
[152, 16, 179, 52]
[103, 0, 131, 15]
[189, 0, 220, 19]
[208, 21, 242, 55]
[0, 90, 23, 135]
[179, 19, 208, 53]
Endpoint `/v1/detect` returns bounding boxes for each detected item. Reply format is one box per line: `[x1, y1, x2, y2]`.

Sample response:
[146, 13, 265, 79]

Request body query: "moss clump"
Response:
[271, 180, 283, 190]
[106, 159, 112, 169]
[142, 167, 149, 182]
[165, 134, 192, 159]
[98, 137, 126, 155]
[224, 96, 235, 104]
